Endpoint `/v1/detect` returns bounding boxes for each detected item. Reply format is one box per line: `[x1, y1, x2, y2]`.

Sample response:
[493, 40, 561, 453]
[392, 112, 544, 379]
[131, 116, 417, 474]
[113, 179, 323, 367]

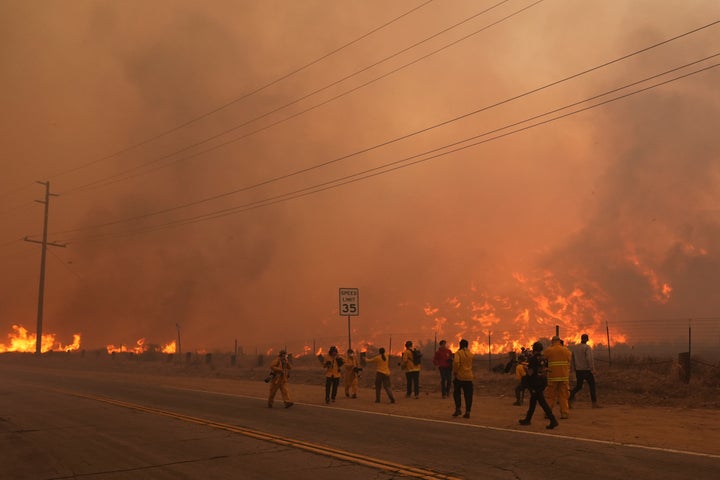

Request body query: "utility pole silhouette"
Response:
[24, 181, 65, 355]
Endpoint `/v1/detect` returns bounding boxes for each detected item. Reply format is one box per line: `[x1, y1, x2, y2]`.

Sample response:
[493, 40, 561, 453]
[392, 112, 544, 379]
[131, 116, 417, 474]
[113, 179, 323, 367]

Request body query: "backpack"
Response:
[412, 348, 423, 365]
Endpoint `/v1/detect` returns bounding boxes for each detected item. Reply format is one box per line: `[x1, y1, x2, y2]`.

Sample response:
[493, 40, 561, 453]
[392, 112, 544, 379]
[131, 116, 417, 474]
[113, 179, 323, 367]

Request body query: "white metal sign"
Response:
[339, 288, 359, 316]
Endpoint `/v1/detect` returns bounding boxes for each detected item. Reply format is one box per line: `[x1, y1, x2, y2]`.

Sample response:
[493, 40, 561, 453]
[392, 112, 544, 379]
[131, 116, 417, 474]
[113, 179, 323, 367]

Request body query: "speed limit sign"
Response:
[339, 288, 359, 316]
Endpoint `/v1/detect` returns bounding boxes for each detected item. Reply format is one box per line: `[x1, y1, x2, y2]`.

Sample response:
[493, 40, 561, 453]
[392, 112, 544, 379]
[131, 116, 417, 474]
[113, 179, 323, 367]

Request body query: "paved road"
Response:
[2, 363, 718, 479]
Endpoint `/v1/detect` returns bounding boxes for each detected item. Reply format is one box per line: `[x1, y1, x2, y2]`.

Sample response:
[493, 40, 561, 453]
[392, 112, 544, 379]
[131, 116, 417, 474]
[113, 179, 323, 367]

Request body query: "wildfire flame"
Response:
[106, 337, 177, 355]
[424, 270, 628, 355]
[0, 324, 81, 353]
[161, 340, 176, 354]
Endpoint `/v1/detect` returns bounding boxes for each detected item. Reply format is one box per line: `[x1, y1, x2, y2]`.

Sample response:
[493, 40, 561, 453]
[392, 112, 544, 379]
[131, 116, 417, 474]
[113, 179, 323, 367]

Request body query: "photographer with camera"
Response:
[267, 350, 293, 409]
[343, 348, 361, 399]
[518, 341, 558, 429]
[322, 346, 343, 404]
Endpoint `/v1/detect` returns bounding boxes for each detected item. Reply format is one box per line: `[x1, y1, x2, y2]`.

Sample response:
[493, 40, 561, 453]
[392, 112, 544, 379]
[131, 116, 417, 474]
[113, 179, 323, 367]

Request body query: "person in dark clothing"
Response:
[518, 341, 559, 430]
[322, 346, 343, 404]
[433, 340, 453, 398]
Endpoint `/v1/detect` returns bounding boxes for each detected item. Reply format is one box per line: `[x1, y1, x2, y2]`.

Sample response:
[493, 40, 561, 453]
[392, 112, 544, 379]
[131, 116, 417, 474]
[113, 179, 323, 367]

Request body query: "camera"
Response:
[264, 372, 276, 383]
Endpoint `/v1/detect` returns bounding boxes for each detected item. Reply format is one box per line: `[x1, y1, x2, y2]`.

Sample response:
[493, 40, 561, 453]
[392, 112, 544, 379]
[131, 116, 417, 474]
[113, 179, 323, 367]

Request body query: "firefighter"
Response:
[268, 350, 293, 408]
[513, 354, 529, 406]
[322, 345, 343, 404]
[544, 335, 572, 419]
[452, 339, 474, 418]
[401, 340, 421, 399]
[343, 348, 361, 398]
[365, 347, 395, 403]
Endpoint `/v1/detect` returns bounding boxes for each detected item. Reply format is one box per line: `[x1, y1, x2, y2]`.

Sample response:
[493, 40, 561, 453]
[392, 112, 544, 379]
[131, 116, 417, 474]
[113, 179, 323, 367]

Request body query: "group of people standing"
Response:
[515, 334, 600, 429]
[266, 333, 599, 430]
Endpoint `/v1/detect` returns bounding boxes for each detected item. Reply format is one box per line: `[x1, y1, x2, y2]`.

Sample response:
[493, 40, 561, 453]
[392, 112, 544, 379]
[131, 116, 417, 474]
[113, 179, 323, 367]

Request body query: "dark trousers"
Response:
[570, 370, 597, 402]
[439, 366, 452, 396]
[524, 385, 555, 421]
[374, 372, 394, 402]
[453, 379, 473, 412]
[405, 371, 420, 397]
[515, 382, 526, 403]
[325, 377, 339, 402]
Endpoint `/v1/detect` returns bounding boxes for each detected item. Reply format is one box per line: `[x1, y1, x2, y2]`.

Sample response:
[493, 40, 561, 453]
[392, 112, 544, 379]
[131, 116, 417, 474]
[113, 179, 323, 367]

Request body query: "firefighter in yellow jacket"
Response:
[513, 354, 529, 406]
[268, 350, 293, 408]
[544, 335, 572, 419]
[401, 340, 421, 399]
[452, 339, 474, 418]
[322, 346, 343, 404]
[343, 348, 361, 398]
[365, 347, 395, 403]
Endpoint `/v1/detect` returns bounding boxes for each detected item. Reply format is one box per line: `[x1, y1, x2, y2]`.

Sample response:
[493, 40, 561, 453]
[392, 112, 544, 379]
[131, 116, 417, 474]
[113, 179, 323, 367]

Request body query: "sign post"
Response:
[339, 288, 359, 350]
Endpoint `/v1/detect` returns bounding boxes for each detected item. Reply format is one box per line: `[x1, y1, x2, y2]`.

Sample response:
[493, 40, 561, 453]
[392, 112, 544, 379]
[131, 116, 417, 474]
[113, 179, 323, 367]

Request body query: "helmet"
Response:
[532, 341, 543, 352]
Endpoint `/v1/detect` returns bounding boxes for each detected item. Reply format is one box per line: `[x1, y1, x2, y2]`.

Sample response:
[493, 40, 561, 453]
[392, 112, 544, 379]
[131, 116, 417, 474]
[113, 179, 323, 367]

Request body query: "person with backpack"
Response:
[451, 339, 474, 418]
[267, 350, 293, 409]
[365, 347, 395, 404]
[401, 340, 421, 399]
[518, 341, 559, 429]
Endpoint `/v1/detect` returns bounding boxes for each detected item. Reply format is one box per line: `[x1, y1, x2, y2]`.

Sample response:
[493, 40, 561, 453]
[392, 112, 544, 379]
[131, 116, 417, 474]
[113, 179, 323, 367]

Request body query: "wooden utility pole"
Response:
[24, 181, 65, 355]
[605, 320, 612, 368]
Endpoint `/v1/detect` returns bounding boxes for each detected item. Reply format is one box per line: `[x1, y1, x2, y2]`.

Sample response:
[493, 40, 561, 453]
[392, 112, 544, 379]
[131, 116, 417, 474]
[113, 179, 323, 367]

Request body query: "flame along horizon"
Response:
[3, 265, 671, 356]
[0, 324, 81, 353]
[106, 338, 177, 355]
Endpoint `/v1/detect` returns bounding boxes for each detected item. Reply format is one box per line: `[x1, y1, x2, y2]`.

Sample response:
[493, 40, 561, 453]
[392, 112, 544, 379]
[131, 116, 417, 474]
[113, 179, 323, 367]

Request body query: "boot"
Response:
[284, 402, 294, 408]
[518, 418, 531, 425]
[592, 402, 602, 408]
[546, 416, 559, 429]
[452, 409, 462, 417]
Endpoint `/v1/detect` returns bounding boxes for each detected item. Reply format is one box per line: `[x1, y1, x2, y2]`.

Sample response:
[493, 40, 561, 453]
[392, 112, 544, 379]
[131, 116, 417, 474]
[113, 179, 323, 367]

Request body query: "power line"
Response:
[60, 58, 720, 243]
[59, 0, 540, 195]
[64, 8, 716, 201]
[50, 29, 720, 238]
[37, 1, 436, 184]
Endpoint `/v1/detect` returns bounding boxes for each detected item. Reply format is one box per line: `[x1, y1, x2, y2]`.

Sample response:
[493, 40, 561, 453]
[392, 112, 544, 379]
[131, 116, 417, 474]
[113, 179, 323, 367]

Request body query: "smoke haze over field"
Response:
[1, 0, 719, 354]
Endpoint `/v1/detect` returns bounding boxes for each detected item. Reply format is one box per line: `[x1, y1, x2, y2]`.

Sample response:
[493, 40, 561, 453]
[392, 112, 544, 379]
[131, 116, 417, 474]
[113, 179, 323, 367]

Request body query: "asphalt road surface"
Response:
[1, 363, 718, 479]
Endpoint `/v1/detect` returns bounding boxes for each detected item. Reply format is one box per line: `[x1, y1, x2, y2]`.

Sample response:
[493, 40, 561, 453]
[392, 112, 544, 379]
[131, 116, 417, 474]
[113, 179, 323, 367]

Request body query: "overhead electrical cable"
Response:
[38, 0, 436, 184]
[48, 22, 720, 237]
[59, 0, 539, 195]
[59, 58, 720, 244]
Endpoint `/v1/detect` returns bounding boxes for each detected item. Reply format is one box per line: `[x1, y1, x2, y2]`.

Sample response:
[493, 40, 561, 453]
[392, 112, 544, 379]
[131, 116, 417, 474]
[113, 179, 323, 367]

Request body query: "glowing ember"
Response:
[0, 324, 81, 353]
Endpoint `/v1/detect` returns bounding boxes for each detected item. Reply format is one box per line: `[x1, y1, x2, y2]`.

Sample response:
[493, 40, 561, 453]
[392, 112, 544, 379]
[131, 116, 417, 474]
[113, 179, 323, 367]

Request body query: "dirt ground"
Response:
[4, 352, 720, 457]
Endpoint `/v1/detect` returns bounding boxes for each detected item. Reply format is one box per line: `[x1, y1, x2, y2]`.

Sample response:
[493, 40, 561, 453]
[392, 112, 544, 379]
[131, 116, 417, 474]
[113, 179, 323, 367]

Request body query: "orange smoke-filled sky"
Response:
[1, 0, 719, 353]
